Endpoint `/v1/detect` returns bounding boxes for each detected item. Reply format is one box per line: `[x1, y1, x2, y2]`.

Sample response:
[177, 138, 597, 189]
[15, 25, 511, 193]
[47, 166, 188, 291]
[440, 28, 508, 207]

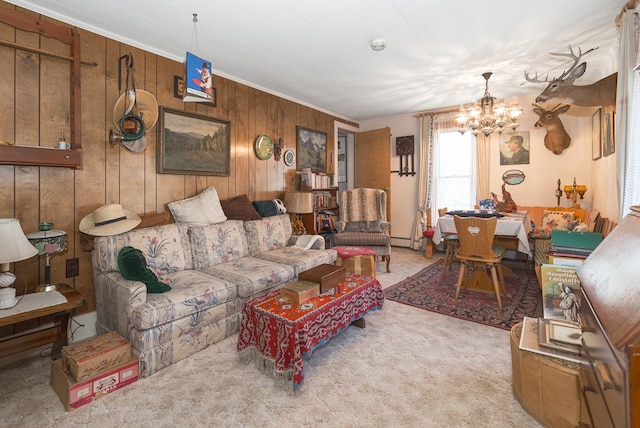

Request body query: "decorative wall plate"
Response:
[254, 135, 274, 160]
[502, 169, 525, 185]
[283, 149, 295, 167]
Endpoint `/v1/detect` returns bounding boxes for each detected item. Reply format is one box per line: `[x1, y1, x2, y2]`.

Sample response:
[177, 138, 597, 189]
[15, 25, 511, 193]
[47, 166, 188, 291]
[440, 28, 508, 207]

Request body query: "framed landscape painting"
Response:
[591, 108, 601, 160]
[296, 126, 327, 173]
[158, 107, 230, 176]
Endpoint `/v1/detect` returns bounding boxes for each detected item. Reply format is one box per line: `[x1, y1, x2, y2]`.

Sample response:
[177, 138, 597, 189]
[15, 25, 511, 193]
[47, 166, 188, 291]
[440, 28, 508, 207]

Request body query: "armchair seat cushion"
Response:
[334, 231, 390, 247]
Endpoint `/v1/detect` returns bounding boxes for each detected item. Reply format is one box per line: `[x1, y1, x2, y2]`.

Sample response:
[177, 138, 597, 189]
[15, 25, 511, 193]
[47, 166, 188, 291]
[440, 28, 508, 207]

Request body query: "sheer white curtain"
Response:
[409, 115, 434, 250]
[475, 136, 491, 201]
[618, 9, 640, 218]
[433, 113, 477, 215]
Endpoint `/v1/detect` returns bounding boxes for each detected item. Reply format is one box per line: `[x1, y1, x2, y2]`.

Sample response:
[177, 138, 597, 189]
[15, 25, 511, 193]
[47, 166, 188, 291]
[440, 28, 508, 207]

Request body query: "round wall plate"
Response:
[254, 135, 274, 160]
[283, 149, 295, 167]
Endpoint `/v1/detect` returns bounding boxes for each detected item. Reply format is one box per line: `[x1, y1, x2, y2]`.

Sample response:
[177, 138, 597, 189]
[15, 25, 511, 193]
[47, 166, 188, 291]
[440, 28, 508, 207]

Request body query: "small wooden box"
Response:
[298, 264, 346, 293]
[280, 281, 320, 304]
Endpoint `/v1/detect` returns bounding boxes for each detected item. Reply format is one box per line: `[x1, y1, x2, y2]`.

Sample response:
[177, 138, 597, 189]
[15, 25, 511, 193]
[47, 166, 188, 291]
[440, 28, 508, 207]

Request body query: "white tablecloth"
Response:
[432, 211, 532, 256]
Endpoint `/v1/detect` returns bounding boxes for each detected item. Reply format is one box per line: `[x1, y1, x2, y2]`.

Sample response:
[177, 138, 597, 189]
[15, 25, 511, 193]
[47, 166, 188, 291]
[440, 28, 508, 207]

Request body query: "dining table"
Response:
[432, 210, 533, 257]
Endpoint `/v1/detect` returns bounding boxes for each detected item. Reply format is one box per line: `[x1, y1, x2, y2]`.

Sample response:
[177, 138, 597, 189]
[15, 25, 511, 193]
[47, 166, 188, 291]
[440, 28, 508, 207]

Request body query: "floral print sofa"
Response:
[92, 214, 336, 377]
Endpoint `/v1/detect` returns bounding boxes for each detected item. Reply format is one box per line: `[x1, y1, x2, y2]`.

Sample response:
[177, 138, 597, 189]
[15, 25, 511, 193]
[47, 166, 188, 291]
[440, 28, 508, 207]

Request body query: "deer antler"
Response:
[524, 70, 551, 83]
[549, 46, 583, 80]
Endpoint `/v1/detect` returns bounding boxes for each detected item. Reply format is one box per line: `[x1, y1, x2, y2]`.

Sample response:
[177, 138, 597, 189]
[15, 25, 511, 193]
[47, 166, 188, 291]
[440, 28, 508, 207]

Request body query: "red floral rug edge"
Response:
[384, 259, 542, 330]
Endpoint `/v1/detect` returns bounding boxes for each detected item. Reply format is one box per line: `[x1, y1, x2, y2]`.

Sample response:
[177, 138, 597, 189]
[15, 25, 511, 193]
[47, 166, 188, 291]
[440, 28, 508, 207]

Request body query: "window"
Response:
[433, 131, 477, 215]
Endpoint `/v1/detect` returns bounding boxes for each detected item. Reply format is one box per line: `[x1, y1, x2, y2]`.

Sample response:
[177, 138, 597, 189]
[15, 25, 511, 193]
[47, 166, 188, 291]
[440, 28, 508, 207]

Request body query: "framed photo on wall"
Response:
[296, 126, 327, 173]
[158, 107, 230, 176]
[499, 131, 530, 165]
[592, 108, 602, 160]
[602, 106, 615, 157]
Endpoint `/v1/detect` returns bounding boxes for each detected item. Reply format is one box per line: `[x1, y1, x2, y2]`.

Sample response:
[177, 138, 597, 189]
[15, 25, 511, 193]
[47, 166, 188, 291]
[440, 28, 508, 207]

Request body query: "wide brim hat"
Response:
[122, 135, 147, 153]
[113, 89, 159, 131]
[79, 204, 141, 236]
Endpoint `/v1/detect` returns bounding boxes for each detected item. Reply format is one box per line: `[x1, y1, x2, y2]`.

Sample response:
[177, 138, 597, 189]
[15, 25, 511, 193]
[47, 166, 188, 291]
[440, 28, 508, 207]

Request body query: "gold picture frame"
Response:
[158, 107, 230, 176]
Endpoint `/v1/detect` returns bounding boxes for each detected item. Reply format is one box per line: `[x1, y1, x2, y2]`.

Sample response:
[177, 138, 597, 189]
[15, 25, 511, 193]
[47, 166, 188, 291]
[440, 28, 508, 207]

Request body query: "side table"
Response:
[0, 283, 85, 360]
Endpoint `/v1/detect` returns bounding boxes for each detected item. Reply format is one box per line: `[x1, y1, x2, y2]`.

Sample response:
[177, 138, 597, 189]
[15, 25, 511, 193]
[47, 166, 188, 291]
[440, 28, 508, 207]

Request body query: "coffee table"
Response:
[237, 273, 384, 390]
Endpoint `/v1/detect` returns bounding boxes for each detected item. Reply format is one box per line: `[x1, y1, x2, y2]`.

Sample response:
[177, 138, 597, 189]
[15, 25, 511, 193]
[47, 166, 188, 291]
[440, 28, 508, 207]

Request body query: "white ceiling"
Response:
[6, 0, 627, 122]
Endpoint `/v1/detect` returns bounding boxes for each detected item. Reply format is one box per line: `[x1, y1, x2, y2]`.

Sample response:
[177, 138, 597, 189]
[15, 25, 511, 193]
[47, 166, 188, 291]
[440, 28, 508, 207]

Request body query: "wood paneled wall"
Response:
[0, 3, 356, 314]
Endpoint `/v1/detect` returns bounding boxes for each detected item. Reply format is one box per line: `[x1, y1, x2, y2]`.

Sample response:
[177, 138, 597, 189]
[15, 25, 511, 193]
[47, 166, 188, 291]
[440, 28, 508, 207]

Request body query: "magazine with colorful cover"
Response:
[184, 51, 213, 102]
[540, 264, 581, 325]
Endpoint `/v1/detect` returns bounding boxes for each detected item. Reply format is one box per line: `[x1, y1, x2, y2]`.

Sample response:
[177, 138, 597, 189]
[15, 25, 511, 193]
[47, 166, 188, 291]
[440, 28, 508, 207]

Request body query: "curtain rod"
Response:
[414, 106, 459, 118]
[616, 0, 639, 27]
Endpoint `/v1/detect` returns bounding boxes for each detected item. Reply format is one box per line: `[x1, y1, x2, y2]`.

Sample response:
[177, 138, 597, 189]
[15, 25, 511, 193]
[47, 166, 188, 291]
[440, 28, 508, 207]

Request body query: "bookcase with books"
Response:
[298, 170, 339, 238]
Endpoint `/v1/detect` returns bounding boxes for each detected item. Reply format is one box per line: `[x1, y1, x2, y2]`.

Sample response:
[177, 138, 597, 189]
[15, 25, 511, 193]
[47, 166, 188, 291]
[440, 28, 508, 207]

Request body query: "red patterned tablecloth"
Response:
[237, 273, 384, 390]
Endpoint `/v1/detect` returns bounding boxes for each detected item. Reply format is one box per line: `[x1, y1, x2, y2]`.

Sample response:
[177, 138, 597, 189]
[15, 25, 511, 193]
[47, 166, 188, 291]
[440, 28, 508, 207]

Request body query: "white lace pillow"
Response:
[168, 187, 227, 225]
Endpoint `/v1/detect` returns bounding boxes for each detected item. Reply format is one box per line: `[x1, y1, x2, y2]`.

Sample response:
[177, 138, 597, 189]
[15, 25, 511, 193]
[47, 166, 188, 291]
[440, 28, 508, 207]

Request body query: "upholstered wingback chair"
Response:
[334, 188, 391, 272]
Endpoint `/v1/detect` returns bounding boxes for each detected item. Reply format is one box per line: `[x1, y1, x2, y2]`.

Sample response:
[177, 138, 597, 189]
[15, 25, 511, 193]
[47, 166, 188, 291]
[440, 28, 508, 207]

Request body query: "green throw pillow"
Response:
[117, 246, 171, 293]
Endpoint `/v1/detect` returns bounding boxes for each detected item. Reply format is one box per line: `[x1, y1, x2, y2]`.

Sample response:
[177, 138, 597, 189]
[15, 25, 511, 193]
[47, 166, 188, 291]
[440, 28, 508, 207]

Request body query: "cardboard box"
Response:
[280, 281, 320, 304]
[335, 254, 376, 278]
[298, 264, 346, 293]
[51, 356, 139, 411]
[62, 332, 131, 382]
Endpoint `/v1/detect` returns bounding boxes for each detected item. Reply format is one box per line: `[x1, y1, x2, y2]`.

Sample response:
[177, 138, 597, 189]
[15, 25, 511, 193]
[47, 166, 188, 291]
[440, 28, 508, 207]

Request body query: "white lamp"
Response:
[0, 219, 38, 308]
[27, 224, 68, 293]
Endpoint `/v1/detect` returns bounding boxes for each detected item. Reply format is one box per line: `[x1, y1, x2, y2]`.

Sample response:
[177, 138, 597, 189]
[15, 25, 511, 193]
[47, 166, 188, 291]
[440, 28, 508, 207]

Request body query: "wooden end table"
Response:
[0, 283, 85, 360]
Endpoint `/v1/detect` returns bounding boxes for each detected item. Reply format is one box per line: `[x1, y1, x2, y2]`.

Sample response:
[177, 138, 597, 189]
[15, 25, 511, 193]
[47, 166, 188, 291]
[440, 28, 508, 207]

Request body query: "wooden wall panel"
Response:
[0, 1, 357, 313]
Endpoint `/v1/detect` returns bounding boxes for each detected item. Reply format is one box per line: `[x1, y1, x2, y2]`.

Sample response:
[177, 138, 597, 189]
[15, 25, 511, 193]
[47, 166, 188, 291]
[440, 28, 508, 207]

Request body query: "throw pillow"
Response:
[168, 187, 227, 225]
[252, 200, 279, 217]
[220, 194, 262, 221]
[117, 246, 171, 293]
[541, 210, 575, 231]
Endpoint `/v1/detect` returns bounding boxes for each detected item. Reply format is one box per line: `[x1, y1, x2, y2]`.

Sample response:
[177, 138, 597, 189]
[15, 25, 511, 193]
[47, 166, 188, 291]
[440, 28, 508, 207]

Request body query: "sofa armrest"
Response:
[94, 269, 147, 340]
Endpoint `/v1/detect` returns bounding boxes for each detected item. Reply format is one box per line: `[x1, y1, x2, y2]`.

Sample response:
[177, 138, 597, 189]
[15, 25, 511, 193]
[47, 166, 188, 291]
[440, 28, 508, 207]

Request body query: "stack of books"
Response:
[518, 263, 585, 363]
[548, 229, 603, 266]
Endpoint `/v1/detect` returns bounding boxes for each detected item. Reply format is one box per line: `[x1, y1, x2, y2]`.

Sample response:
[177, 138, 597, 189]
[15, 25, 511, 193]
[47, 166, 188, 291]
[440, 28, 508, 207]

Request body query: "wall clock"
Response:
[283, 149, 295, 167]
[254, 135, 274, 160]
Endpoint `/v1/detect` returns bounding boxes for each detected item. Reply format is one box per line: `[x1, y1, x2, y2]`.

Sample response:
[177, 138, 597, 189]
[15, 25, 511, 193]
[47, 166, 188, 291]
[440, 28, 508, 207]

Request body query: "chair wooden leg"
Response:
[425, 240, 434, 259]
[385, 255, 390, 273]
[497, 264, 509, 298]
[490, 266, 503, 309]
[455, 264, 466, 299]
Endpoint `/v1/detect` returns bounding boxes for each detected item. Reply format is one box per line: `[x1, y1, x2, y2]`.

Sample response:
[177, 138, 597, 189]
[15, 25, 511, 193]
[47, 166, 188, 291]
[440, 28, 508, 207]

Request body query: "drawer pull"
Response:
[594, 360, 618, 391]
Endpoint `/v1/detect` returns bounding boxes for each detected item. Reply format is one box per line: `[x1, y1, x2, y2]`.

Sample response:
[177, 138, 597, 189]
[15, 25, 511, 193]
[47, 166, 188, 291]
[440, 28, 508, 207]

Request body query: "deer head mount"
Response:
[525, 46, 617, 109]
[533, 104, 571, 155]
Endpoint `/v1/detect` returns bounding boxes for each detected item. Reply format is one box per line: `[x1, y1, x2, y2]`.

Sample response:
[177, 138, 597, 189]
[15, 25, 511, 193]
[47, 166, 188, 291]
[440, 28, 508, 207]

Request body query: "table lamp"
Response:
[284, 191, 314, 235]
[27, 223, 68, 292]
[0, 218, 39, 308]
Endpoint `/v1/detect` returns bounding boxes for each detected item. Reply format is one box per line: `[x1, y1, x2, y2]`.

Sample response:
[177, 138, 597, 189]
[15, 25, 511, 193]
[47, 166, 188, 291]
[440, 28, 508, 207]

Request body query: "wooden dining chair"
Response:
[438, 207, 459, 275]
[453, 215, 507, 308]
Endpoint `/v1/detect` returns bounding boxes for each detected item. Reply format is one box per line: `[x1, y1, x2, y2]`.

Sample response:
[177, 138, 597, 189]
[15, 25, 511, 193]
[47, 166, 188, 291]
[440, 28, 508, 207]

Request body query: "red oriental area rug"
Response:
[384, 259, 542, 330]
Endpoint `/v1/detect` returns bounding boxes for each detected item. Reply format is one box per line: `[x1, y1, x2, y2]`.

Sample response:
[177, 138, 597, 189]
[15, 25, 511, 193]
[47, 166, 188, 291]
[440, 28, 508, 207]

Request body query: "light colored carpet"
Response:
[1, 248, 541, 428]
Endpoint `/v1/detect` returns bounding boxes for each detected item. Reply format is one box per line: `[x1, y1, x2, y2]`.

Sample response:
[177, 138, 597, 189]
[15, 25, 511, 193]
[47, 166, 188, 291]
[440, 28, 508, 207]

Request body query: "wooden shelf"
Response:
[0, 145, 83, 169]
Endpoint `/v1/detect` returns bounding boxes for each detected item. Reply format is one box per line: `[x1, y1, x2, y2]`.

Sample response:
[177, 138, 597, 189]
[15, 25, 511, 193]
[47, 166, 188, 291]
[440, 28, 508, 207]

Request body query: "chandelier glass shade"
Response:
[456, 72, 523, 137]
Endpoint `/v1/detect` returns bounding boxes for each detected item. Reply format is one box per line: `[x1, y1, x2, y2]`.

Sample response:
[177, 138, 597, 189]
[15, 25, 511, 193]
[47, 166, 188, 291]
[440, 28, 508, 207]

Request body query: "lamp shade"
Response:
[26, 230, 68, 256]
[0, 219, 39, 264]
[284, 191, 314, 214]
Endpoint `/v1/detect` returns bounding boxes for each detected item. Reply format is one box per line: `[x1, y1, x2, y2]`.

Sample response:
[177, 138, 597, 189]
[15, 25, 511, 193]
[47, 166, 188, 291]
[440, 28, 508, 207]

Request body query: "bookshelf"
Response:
[300, 188, 339, 238]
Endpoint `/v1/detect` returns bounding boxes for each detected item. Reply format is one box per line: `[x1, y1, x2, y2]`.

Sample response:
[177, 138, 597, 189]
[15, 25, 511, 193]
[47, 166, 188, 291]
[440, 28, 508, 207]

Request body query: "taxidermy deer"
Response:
[525, 46, 617, 109]
[533, 104, 571, 155]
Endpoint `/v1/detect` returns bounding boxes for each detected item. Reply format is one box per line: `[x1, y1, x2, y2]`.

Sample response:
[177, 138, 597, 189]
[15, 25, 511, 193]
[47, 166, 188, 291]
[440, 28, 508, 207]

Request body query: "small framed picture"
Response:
[592, 108, 601, 161]
[602, 106, 615, 157]
[296, 126, 327, 173]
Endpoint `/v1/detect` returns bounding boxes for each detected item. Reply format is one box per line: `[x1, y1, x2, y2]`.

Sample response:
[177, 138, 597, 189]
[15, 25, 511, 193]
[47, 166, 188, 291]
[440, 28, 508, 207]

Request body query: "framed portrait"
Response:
[499, 131, 530, 165]
[296, 126, 327, 172]
[158, 106, 230, 176]
[591, 108, 602, 160]
[602, 106, 615, 157]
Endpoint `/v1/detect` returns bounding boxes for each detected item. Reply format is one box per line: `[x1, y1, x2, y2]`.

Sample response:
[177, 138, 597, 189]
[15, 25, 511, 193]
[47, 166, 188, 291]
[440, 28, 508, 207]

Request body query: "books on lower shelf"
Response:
[519, 317, 585, 364]
[540, 264, 581, 325]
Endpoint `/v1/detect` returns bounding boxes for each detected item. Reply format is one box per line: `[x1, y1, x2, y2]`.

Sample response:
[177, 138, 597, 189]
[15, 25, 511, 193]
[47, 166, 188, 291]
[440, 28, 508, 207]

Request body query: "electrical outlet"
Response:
[66, 257, 79, 278]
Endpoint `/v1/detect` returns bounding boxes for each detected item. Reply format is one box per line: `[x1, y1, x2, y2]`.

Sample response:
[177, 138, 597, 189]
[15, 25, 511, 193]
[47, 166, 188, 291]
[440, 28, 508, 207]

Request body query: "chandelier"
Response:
[456, 72, 523, 136]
